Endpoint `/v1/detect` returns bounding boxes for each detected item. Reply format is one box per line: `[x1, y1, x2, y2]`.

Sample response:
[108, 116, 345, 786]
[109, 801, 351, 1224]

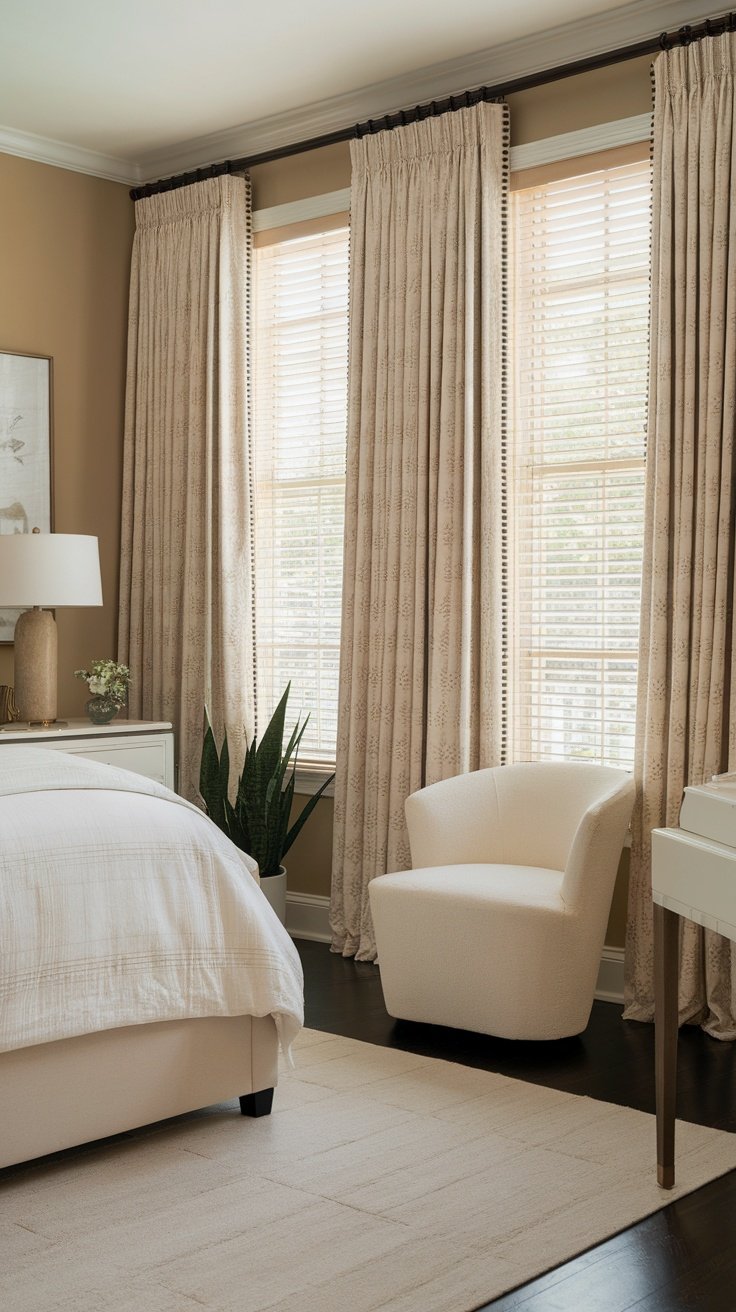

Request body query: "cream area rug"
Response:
[2, 1029, 736, 1312]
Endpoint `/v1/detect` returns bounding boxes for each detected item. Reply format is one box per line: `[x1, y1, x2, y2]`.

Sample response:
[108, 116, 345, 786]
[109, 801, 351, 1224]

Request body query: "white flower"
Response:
[88, 677, 107, 695]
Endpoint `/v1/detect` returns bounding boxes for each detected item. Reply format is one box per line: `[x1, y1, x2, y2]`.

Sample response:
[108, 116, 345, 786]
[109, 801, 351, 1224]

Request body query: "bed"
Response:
[0, 747, 304, 1170]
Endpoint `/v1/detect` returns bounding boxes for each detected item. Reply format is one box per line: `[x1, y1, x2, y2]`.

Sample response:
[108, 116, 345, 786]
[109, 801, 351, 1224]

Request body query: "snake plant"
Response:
[199, 684, 334, 878]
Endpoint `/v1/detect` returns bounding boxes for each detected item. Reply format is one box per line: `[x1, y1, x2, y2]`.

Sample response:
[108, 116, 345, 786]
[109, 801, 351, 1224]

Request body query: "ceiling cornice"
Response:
[138, 0, 716, 181]
[0, 123, 141, 185]
[0, 0, 720, 186]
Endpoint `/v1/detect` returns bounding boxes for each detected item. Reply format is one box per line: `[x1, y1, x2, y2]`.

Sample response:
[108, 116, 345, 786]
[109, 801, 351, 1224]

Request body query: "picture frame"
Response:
[0, 350, 53, 643]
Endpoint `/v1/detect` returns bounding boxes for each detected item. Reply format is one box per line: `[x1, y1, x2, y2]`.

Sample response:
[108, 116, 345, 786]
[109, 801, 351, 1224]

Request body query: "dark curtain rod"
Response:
[130, 9, 735, 201]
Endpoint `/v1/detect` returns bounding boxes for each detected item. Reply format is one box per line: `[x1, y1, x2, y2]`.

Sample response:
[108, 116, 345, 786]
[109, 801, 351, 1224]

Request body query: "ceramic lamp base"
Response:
[13, 608, 58, 725]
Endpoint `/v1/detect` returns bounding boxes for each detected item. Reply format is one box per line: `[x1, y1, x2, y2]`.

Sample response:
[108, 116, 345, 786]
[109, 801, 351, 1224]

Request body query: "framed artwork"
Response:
[0, 350, 53, 643]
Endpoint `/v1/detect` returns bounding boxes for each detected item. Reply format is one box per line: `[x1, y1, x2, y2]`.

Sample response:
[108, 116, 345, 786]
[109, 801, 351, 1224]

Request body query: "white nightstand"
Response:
[0, 719, 175, 790]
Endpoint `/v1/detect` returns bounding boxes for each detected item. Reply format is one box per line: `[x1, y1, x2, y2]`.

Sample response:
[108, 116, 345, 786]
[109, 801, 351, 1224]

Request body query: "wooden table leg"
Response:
[654, 902, 679, 1188]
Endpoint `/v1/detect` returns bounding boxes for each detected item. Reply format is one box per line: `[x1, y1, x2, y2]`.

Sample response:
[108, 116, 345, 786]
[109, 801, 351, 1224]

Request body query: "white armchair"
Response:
[369, 763, 635, 1040]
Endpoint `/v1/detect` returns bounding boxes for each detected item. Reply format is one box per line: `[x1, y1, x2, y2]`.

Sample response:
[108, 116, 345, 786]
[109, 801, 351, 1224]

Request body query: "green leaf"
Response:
[262, 768, 294, 878]
[219, 733, 230, 810]
[253, 683, 290, 802]
[199, 710, 227, 833]
[224, 798, 248, 852]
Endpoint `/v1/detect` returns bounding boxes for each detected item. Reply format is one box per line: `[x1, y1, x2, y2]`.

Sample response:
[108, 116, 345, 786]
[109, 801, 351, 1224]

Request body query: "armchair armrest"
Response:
[404, 769, 502, 868]
[561, 775, 635, 910]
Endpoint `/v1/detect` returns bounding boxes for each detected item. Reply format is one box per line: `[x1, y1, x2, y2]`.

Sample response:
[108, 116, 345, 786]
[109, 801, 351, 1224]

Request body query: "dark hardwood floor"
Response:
[297, 938, 736, 1312]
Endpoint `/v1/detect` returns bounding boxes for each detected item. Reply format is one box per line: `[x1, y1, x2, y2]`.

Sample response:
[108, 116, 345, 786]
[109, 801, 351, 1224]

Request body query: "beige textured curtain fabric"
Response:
[119, 175, 254, 803]
[624, 36, 736, 1038]
[331, 103, 509, 960]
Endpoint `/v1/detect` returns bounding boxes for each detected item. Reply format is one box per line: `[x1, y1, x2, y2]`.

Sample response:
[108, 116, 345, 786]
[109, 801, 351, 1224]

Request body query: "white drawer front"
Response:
[652, 828, 736, 942]
[63, 741, 168, 785]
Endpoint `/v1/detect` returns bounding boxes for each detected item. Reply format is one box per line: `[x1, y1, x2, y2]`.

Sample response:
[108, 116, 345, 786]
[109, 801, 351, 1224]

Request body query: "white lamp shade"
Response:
[0, 533, 103, 607]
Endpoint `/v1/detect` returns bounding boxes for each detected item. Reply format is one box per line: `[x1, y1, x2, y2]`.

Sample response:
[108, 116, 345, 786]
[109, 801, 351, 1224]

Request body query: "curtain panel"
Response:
[330, 103, 509, 961]
[118, 175, 255, 803]
[624, 35, 736, 1037]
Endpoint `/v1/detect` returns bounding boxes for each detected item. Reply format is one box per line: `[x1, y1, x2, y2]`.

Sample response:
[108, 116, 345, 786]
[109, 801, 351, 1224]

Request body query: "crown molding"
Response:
[0, 124, 141, 185]
[0, 0, 718, 186]
[138, 0, 716, 181]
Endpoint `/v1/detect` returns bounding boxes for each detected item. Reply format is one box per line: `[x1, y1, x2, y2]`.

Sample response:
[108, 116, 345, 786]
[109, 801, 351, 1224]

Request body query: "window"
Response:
[252, 149, 650, 773]
[252, 225, 349, 765]
[509, 156, 651, 768]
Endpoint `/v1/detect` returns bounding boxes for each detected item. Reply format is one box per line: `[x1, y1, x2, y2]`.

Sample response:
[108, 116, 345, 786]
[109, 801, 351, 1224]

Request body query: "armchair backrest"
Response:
[560, 771, 635, 911]
[492, 763, 632, 875]
[406, 763, 634, 894]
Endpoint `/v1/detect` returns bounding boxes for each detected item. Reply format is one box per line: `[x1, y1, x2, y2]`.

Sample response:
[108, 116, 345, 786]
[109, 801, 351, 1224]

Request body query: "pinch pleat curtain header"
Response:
[654, 28, 736, 92]
[132, 179, 237, 226]
[350, 103, 504, 170]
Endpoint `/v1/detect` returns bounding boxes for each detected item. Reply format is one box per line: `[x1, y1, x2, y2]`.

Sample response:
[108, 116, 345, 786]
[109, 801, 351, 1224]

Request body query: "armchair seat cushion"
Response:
[374, 864, 566, 915]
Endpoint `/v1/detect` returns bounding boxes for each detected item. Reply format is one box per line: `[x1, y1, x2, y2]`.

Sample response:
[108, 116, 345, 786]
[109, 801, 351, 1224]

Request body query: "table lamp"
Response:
[0, 531, 103, 726]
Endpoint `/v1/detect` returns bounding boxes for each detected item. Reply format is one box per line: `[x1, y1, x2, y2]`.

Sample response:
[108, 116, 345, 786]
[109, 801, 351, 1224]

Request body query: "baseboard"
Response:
[595, 946, 625, 1006]
[286, 892, 332, 943]
[286, 891, 626, 1005]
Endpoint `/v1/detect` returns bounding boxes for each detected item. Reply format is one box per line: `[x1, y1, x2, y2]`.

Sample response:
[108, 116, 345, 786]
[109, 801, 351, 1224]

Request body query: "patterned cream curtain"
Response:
[624, 36, 736, 1038]
[119, 175, 254, 802]
[331, 103, 509, 961]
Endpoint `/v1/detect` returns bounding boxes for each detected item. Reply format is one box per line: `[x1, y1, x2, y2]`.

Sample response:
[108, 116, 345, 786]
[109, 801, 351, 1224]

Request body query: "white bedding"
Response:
[0, 747, 304, 1056]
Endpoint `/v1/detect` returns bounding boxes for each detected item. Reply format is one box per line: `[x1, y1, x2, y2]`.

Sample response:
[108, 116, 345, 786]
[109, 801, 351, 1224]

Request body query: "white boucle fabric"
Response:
[370, 763, 635, 1040]
[0, 747, 303, 1055]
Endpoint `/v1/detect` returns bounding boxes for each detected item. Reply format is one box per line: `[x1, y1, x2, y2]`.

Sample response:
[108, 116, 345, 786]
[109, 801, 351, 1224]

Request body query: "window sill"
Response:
[293, 764, 335, 798]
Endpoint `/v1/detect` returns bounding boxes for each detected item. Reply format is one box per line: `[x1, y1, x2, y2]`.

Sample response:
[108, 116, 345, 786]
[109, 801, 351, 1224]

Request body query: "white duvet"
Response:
[0, 747, 304, 1055]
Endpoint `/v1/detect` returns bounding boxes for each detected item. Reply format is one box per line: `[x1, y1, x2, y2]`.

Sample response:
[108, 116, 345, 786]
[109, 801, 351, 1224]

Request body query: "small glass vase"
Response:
[85, 694, 120, 726]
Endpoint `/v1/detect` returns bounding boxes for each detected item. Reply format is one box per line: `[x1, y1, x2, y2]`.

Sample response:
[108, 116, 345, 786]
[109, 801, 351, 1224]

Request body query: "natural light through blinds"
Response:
[510, 157, 651, 768]
[253, 226, 349, 763]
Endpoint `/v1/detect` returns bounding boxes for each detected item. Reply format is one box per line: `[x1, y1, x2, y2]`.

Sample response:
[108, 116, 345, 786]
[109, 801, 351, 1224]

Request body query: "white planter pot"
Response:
[260, 867, 287, 925]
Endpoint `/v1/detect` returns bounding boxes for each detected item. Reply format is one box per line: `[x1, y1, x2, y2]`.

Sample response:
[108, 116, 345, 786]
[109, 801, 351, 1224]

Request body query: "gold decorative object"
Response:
[0, 685, 19, 725]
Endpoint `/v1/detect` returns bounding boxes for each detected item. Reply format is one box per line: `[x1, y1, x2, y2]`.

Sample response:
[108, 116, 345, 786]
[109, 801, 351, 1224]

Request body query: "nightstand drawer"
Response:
[59, 739, 171, 786]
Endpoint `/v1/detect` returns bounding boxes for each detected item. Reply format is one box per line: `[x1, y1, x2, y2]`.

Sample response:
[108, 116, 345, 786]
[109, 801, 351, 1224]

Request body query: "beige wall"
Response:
[265, 55, 652, 950]
[287, 794, 335, 898]
[251, 141, 350, 210]
[507, 55, 652, 143]
[0, 153, 134, 715]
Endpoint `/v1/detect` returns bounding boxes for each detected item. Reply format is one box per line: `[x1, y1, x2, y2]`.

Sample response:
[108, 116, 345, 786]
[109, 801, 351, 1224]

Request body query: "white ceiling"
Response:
[0, 0, 719, 181]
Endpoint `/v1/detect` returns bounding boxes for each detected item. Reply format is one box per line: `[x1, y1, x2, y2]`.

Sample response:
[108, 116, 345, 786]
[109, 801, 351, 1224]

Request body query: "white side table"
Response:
[0, 719, 175, 790]
[652, 824, 736, 1188]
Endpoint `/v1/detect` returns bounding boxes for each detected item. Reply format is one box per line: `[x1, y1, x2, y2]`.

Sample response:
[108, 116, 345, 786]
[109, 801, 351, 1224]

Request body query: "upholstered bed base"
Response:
[0, 1013, 279, 1170]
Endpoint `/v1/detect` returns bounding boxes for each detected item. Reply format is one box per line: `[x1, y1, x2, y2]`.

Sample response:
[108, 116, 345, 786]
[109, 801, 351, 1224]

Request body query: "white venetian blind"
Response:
[253, 225, 349, 763]
[509, 157, 651, 768]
